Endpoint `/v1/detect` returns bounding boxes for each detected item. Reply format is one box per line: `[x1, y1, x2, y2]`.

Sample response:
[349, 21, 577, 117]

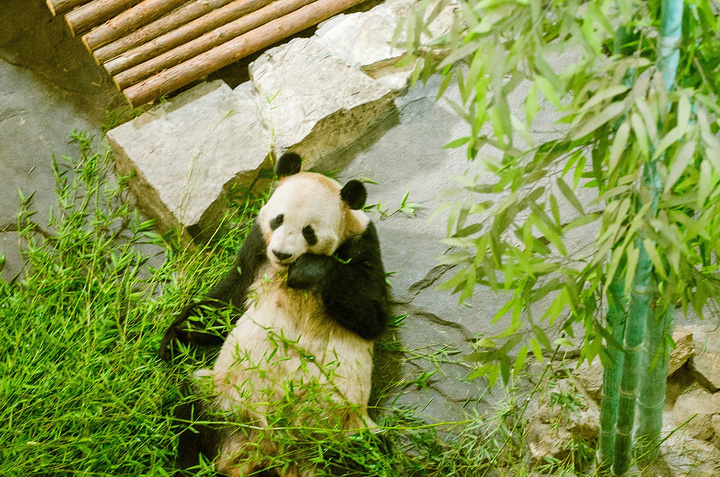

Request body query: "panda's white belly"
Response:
[204, 266, 375, 427]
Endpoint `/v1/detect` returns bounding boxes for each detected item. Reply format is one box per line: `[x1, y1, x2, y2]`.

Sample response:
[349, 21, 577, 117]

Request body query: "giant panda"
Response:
[160, 152, 390, 476]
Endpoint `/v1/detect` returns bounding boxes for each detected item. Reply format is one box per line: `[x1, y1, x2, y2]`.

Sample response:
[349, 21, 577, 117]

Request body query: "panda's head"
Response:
[258, 153, 369, 267]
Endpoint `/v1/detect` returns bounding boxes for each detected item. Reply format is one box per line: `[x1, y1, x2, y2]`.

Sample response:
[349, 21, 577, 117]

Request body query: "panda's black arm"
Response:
[288, 222, 389, 340]
[158, 221, 267, 360]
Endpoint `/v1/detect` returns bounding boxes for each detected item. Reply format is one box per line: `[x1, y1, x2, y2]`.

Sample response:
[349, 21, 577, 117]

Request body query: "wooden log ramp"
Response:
[45, 0, 368, 108]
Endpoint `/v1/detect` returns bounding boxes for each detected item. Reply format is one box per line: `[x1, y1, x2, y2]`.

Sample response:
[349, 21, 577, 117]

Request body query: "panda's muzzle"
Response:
[271, 250, 293, 263]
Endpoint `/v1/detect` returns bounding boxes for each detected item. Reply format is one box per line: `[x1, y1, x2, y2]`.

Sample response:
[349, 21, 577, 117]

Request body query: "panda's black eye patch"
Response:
[270, 214, 284, 231]
[302, 225, 317, 245]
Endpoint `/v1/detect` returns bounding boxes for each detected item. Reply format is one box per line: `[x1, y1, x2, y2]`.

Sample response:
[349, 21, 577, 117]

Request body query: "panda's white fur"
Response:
[193, 171, 377, 476]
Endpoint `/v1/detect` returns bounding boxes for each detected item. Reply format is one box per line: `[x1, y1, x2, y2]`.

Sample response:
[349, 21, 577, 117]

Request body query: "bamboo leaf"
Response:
[530, 337, 543, 362]
[643, 238, 667, 280]
[663, 140, 695, 194]
[579, 85, 630, 114]
[697, 160, 712, 209]
[556, 177, 585, 215]
[513, 346, 528, 377]
[609, 121, 631, 174]
[571, 101, 627, 140]
[630, 112, 650, 158]
[624, 244, 640, 296]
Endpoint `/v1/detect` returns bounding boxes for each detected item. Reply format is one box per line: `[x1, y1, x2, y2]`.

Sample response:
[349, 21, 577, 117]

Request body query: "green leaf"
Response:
[624, 244, 640, 297]
[630, 112, 650, 158]
[609, 121, 631, 174]
[579, 85, 630, 114]
[643, 238, 667, 280]
[556, 177, 585, 215]
[571, 101, 627, 140]
[536, 75, 562, 109]
[697, 160, 712, 209]
[513, 346, 528, 377]
[663, 141, 695, 194]
[530, 337, 543, 362]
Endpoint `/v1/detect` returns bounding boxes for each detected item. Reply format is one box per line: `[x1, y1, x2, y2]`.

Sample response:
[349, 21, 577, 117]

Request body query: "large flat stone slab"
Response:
[249, 38, 396, 171]
[107, 80, 273, 240]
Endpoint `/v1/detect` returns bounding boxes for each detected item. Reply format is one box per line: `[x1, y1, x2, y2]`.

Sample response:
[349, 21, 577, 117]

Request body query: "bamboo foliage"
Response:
[398, 0, 720, 474]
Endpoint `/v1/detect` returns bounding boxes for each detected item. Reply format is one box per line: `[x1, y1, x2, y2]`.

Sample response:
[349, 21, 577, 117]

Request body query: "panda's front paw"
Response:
[287, 254, 332, 290]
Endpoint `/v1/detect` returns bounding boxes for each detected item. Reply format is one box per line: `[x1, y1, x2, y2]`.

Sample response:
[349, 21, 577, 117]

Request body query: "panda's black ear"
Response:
[340, 180, 367, 210]
[275, 152, 302, 178]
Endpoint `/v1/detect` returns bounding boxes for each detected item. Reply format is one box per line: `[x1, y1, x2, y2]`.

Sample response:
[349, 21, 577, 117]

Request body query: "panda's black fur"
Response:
[160, 153, 390, 476]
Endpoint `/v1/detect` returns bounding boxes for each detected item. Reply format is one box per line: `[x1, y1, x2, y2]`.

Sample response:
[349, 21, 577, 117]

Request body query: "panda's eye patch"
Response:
[270, 214, 284, 231]
[302, 225, 317, 245]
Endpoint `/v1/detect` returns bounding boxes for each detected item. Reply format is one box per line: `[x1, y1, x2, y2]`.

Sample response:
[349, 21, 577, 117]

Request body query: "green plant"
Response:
[399, 0, 720, 474]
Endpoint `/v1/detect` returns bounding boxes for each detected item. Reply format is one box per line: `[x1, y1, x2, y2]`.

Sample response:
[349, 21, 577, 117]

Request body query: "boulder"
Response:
[668, 326, 695, 376]
[315, 5, 409, 89]
[573, 356, 604, 402]
[525, 379, 600, 463]
[691, 351, 720, 392]
[107, 80, 273, 241]
[249, 38, 396, 172]
[671, 387, 716, 441]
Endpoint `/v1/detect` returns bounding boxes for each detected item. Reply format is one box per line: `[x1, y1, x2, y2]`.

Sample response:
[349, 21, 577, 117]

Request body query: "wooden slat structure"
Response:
[46, 0, 368, 108]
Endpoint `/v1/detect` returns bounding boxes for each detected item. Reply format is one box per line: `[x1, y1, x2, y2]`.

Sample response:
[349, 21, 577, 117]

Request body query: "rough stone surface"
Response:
[315, 5, 411, 91]
[691, 352, 720, 392]
[107, 81, 273, 240]
[658, 418, 720, 477]
[672, 387, 716, 441]
[525, 379, 600, 463]
[712, 414, 720, 450]
[0, 0, 123, 280]
[668, 326, 695, 376]
[250, 37, 396, 171]
[573, 356, 604, 402]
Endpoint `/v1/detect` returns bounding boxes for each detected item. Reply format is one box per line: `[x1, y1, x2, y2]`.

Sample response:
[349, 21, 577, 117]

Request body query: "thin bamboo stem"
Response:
[92, 0, 235, 65]
[82, 0, 189, 51]
[103, 0, 276, 76]
[122, 0, 367, 107]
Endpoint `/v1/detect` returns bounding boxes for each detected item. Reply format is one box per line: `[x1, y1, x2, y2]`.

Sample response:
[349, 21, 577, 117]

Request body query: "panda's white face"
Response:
[258, 173, 346, 267]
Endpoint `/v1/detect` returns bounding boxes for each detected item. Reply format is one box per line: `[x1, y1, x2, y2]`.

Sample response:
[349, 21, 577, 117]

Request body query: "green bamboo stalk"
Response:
[598, 273, 626, 472]
[612, 2, 684, 474]
[632, 0, 684, 466]
[636, 305, 675, 462]
[612, 251, 655, 476]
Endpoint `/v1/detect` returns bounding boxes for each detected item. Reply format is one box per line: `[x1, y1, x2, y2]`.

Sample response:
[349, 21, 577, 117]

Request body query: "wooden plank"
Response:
[113, 0, 313, 88]
[92, 0, 234, 65]
[45, 0, 92, 16]
[123, 0, 368, 107]
[103, 0, 275, 75]
[82, 0, 189, 51]
[65, 0, 144, 36]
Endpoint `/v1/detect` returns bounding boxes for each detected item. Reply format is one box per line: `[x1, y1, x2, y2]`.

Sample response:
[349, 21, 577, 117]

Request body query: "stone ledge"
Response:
[108, 80, 273, 241]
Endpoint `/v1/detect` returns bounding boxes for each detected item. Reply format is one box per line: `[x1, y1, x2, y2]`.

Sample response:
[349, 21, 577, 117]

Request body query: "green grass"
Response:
[0, 132, 599, 476]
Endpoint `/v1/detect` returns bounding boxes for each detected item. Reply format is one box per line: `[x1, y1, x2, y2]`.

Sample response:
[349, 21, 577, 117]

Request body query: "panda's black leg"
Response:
[159, 302, 228, 361]
[174, 396, 223, 476]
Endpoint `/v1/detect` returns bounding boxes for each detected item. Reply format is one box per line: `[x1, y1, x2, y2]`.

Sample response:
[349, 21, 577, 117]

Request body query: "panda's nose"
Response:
[272, 250, 293, 262]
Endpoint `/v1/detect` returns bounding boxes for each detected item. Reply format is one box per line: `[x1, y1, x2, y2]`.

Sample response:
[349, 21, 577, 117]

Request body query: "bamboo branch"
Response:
[92, 0, 234, 65]
[113, 0, 313, 88]
[106, 0, 277, 78]
[81, 0, 189, 51]
[45, 0, 92, 16]
[65, 0, 144, 36]
[122, 0, 368, 107]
